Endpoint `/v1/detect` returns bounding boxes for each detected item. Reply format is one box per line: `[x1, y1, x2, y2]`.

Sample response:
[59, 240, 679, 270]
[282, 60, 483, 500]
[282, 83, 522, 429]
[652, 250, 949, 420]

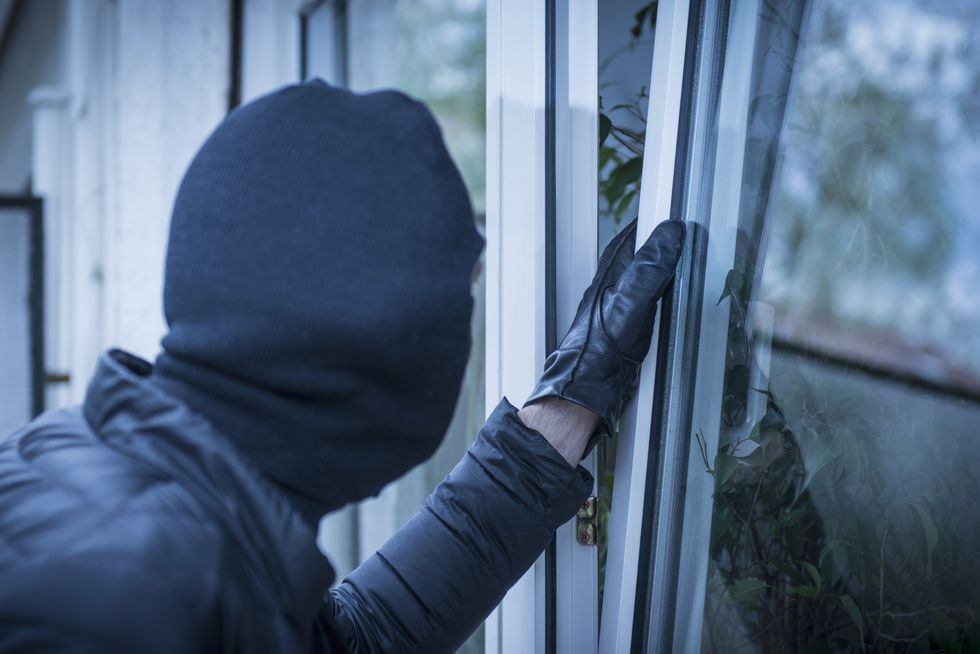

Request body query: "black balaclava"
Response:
[151, 80, 484, 526]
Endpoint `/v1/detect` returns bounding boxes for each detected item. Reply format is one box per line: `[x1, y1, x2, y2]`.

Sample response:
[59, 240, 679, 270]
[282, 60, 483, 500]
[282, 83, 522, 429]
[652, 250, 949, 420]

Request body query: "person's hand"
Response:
[524, 219, 685, 457]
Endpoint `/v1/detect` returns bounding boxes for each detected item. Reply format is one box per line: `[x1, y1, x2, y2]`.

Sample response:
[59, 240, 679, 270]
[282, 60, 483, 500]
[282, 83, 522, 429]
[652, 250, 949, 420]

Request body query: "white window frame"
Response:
[484, 1, 550, 651]
[598, 0, 691, 649]
[553, 0, 600, 652]
[668, 1, 762, 650]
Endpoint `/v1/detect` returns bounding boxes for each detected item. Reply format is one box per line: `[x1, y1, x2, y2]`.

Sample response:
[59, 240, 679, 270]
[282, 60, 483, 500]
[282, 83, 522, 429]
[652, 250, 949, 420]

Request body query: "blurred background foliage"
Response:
[395, 0, 486, 216]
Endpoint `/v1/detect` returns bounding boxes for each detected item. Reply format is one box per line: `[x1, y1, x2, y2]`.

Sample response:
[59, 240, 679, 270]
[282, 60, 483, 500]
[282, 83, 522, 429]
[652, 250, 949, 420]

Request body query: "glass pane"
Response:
[686, 1, 980, 651]
[0, 208, 34, 435]
[395, 0, 486, 216]
[596, 0, 657, 618]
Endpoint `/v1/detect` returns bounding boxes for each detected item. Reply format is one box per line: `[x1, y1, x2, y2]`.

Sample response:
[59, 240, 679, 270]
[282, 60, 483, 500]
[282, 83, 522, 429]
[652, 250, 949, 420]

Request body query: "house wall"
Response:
[105, 0, 229, 359]
[0, 0, 230, 407]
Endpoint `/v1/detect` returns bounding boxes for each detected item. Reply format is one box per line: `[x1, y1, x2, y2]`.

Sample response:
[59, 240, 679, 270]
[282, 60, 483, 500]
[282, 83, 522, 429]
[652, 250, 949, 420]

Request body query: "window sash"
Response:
[599, 0, 694, 650]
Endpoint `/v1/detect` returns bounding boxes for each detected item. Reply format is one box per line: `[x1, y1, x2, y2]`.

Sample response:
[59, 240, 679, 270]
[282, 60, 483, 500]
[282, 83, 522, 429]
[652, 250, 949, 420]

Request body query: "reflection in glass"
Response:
[693, 1, 980, 651]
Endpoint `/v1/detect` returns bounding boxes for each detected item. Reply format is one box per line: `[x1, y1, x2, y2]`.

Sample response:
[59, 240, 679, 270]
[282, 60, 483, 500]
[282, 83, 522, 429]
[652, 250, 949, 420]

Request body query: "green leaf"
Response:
[731, 577, 766, 596]
[930, 610, 960, 654]
[729, 577, 766, 609]
[605, 156, 643, 203]
[631, 5, 651, 39]
[758, 405, 786, 432]
[801, 561, 822, 590]
[613, 188, 638, 225]
[914, 502, 939, 556]
[914, 502, 939, 576]
[836, 594, 865, 649]
[786, 585, 820, 598]
[818, 540, 848, 587]
[796, 430, 838, 501]
[714, 452, 738, 487]
[716, 268, 745, 306]
[774, 560, 802, 582]
[710, 508, 735, 549]
[818, 541, 839, 568]
[598, 145, 619, 171]
[599, 112, 612, 148]
[630, 2, 658, 39]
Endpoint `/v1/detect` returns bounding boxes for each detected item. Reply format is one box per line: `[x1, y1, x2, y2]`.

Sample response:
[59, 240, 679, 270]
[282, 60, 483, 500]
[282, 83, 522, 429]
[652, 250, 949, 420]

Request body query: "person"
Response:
[0, 80, 683, 652]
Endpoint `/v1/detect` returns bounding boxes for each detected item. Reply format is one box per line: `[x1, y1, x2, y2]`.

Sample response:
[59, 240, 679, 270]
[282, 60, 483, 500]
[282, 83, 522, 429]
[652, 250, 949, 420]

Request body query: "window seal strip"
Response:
[544, 0, 558, 651]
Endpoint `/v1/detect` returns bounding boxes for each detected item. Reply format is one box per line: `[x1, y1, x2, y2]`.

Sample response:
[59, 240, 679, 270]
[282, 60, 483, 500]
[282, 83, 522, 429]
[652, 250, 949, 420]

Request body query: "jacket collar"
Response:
[83, 349, 335, 627]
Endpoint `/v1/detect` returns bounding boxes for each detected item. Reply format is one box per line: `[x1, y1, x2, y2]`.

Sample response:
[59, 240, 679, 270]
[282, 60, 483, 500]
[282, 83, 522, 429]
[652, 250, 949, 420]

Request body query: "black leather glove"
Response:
[525, 219, 685, 453]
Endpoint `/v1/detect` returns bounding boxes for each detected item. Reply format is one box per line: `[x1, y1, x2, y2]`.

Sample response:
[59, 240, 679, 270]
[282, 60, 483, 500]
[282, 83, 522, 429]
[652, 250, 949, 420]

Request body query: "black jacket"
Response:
[0, 350, 592, 652]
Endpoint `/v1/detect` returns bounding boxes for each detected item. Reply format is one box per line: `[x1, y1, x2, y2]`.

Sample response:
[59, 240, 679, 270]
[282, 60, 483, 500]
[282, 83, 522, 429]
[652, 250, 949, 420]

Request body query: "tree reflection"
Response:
[700, 1, 980, 651]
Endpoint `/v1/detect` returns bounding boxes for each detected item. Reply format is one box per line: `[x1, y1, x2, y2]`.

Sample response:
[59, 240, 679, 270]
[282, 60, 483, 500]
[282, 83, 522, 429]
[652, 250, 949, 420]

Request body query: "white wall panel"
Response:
[105, 0, 228, 359]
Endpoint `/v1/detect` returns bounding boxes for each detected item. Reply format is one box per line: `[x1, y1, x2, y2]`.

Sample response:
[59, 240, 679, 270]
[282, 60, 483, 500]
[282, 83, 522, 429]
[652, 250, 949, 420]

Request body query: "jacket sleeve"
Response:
[313, 398, 594, 653]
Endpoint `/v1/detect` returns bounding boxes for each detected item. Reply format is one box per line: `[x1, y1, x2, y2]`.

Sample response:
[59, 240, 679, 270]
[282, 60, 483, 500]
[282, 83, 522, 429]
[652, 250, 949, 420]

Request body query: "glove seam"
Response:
[566, 224, 637, 392]
[596, 285, 646, 366]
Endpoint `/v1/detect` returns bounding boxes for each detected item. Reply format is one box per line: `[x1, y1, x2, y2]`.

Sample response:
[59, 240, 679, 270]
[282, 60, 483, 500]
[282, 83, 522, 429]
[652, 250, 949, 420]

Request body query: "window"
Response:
[661, 1, 980, 651]
[487, 1, 684, 651]
[0, 197, 43, 435]
[491, 0, 980, 651]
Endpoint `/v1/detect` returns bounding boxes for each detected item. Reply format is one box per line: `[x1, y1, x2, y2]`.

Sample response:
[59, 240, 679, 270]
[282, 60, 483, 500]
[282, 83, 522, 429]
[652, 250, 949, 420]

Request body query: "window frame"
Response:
[489, 1, 697, 652]
[553, 2, 601, 653]
[0, 195, 45, 422]
[484, 1, 552, 651]
[649, 1, 769, 649]
[597, 0, 694, 649]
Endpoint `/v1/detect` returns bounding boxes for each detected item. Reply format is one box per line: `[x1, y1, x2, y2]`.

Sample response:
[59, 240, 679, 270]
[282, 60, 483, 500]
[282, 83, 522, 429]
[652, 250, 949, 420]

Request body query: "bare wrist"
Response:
[517, 398, 600, 467]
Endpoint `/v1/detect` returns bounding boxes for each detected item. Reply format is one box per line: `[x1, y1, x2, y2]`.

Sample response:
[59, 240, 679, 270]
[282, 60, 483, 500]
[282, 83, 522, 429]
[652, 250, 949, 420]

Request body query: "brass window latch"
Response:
[576, 496, 598, 546]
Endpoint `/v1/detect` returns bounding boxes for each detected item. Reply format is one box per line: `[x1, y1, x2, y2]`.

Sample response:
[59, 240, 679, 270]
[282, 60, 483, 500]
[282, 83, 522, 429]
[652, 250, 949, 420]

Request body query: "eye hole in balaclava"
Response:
[152, 79, 485, 526]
